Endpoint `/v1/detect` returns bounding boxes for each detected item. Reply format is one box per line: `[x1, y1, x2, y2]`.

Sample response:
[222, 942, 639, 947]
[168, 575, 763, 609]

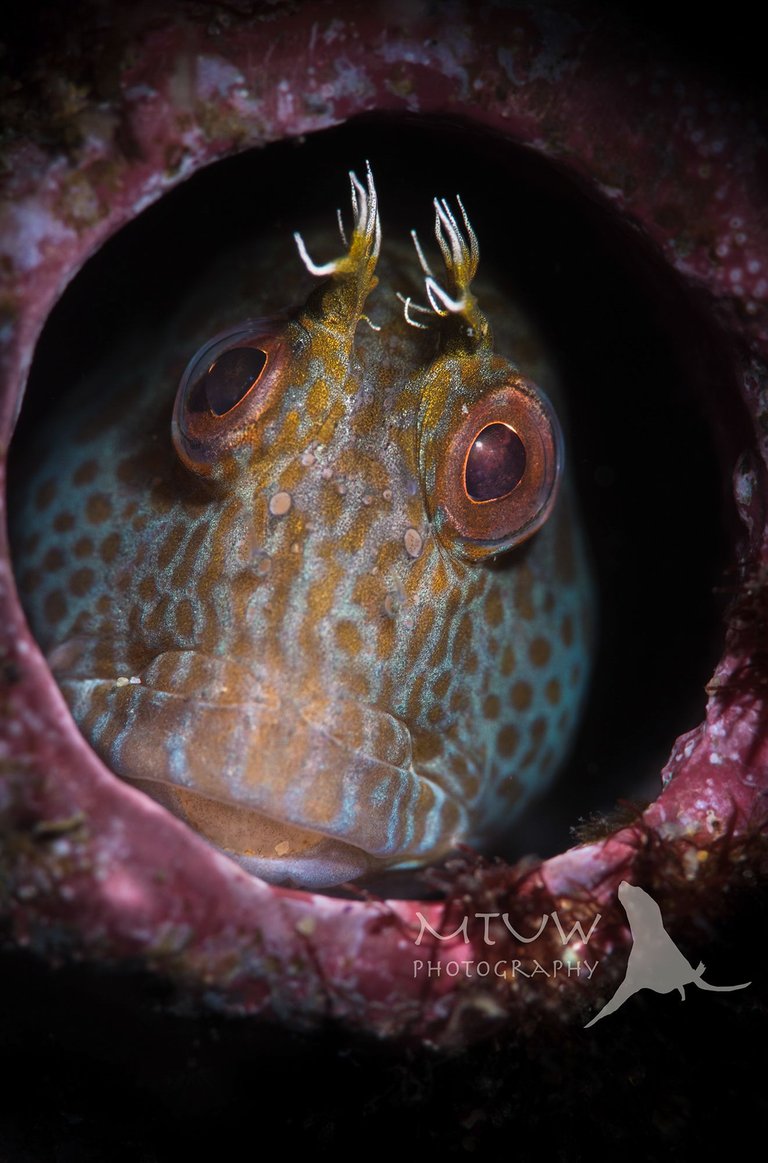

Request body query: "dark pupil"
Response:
[465, 423, 526, 502]
[192, 347, 268, 417]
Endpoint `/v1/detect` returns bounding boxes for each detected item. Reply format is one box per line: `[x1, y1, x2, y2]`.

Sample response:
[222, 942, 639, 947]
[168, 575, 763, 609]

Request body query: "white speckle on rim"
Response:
[682, 848, 701, 880]
[275, 839, 291, 856]
[1, 202, 76, 274]
[319, 57, 376, 103]
[269, 491, 292, 517]
[195, 56, 245, 98]
[124, 83, 158, 101]
[102, 870, 149, 911]
[734, 466, 755, 509]
[276, 78, 295, 121]
[322, 18, 346, 44]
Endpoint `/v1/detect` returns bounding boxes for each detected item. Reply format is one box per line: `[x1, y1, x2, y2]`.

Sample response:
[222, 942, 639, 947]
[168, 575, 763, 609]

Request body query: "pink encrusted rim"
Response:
[0, 2, 766, 1046]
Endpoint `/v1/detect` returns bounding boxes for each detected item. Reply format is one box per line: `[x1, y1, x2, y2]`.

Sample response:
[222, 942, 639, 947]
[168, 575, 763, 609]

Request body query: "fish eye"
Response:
[173, 320, 288, 475]
[187, 345, 269, 418]
[438, 378, 562, 557]
[464, 422, 526, 502]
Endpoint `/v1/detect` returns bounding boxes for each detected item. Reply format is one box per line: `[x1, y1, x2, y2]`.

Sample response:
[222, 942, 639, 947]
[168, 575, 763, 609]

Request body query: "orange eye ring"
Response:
[172, 318, 290, 475]
[436, 378, 563, 557]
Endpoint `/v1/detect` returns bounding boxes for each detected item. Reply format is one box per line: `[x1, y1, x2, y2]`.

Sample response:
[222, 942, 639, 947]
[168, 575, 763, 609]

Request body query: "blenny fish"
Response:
[11, 166, 593, 888]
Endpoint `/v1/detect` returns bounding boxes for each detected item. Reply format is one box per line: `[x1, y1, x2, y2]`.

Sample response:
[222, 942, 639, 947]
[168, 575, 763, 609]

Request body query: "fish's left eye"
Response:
[434, 376, 563, 560]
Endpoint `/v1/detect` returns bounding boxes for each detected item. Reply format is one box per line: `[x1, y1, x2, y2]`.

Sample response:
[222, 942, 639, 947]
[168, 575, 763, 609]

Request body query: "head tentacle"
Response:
[402, 195, 488, 348]
[293, 161, 381, 332]
[396, 292, 431, 330]
[429, 195, 479, 309]
[294, 160, 380, 280]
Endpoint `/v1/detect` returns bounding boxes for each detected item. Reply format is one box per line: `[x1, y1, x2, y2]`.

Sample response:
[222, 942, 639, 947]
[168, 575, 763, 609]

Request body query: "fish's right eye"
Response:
[172, 318, 289, 476]
[430, 374, 563, 562]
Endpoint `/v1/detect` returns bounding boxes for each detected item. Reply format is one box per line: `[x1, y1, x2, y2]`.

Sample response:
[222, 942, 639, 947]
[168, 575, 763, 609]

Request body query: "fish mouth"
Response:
[1, 1, 766, 1061]
[128, 780, 381, 888]
[57, 648, 456, 889]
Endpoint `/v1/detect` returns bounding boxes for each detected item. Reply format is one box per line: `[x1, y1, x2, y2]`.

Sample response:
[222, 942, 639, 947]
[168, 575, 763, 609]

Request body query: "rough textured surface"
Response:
[0, 0, 766, 1086]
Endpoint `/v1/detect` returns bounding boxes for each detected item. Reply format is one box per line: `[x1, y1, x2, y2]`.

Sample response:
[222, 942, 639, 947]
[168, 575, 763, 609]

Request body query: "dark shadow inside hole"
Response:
[8, 115, 741, 888]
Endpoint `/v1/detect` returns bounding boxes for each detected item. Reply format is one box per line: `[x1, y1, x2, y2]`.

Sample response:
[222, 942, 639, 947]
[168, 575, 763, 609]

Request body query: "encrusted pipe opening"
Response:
[7, 115, 741, 894]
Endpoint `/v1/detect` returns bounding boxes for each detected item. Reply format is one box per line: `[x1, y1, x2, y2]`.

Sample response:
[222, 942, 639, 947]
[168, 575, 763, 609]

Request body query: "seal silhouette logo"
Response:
[584, 881, 750, 1028]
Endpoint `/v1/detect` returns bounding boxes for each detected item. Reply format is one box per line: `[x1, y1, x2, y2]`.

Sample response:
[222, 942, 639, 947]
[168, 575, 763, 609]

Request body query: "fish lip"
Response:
[125, 776, 380, 889]
[73, 648, 432, 868]
[0, 2, 766, 1046]
[58, 646, 462, 878]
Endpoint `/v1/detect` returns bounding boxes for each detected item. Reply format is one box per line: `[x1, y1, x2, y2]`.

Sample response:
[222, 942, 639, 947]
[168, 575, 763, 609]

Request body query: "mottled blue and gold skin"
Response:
[12, 167, 594, 887]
